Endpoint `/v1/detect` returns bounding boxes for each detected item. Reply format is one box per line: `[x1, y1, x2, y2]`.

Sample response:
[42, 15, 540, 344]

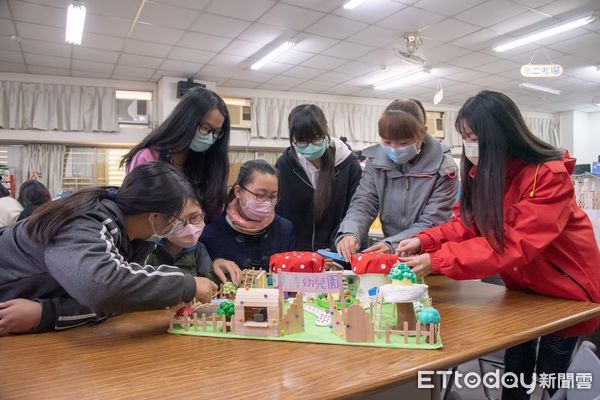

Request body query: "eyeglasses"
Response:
[198, 121, 224, 139]
[292, 136, 326, 149]
[170, 212, 205, 231]
[241, 185, 279, 204]
[169, 216, 187, 231]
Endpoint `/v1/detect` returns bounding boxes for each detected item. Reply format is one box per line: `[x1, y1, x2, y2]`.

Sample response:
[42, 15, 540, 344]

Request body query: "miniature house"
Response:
[233, 288, 282, 337]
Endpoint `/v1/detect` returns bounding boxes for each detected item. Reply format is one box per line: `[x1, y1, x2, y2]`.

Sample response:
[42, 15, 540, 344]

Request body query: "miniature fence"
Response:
[169, 312, 232, 333]
[373, 321, 439, 345]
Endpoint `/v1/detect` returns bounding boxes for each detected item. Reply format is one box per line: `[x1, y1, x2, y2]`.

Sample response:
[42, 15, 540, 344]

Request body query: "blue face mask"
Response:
[190, 130, 217, 153]
[294, 137, 330, 161]
[382, 144, 419, 164]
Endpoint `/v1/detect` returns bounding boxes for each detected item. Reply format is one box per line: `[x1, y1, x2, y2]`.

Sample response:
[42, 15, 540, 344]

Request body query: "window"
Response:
[228, 150, 282, 186]
[0, 145, 8, 166]
[62, 147, 130, 193]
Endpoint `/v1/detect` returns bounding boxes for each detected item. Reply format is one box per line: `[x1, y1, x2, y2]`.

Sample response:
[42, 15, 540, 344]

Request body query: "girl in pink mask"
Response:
[200, 160, 295, 271]
[147, 199, 241, 285]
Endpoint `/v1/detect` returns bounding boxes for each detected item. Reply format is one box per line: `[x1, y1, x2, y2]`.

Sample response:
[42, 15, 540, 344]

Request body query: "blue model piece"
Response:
[317, 249, 346, 263]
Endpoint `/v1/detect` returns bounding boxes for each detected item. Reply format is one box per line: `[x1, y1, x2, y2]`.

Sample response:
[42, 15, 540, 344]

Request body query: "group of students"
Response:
[0, 87, 599, 399]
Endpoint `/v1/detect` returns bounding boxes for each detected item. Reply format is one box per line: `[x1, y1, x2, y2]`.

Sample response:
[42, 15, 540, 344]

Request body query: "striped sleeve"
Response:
[44, 217, 196, 314]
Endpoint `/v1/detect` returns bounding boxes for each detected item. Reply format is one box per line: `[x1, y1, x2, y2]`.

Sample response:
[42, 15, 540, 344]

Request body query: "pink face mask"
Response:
[241, 195, 275, 222]
[167, 222, 205, 248]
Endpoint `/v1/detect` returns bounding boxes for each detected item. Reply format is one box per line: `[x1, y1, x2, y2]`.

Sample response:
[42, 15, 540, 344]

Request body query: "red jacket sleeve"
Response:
[416, 203, 478, 252]
[428, 164, 574, 280]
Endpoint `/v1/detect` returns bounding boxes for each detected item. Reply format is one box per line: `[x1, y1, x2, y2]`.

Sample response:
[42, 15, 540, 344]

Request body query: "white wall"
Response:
[559, 111, 600, 165]
[156, 76, 216, 123]
[559, 111, 575, 154]
[589, 112, 600, 164]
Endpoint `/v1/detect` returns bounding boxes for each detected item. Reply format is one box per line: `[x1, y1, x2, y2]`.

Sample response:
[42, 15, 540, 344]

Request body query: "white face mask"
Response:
[463, 142, 479, 165]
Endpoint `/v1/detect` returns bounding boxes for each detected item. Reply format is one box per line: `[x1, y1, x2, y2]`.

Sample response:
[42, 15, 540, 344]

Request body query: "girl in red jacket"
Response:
[397, 90, 600, 400]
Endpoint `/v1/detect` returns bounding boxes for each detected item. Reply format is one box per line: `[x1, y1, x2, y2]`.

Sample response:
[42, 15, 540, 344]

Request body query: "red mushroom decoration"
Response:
[175, 306, 194, 318]
[350, 253, 400, 303]
[350, 253, 399, 274]
[269, 251, 325, 274]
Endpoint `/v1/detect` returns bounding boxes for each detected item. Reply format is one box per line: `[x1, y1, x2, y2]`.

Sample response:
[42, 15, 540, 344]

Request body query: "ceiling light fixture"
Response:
[373, 67, 431, 90]
[518, 82, 561, 96]
[343, 0, 369, 10]
[493, 13, 597, 52]
[251, 40, 295, 71]
[116, 90, 153, 101]
[65, 2, 87, 45]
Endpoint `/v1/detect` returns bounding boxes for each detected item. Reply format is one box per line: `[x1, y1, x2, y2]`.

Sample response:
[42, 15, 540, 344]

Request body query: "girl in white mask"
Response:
[336, 99, 458, 260]
[200, 160, 295, 271]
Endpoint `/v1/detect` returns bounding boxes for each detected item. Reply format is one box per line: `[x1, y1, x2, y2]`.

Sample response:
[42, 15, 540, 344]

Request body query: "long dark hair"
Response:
[456, 90, 563, 251]
[27, 162, 195, 244]
[18, 180, 51, 208]
[288, 104, 335, 224]
[121, 87, 230, 213]
[227, 159, 277, 203]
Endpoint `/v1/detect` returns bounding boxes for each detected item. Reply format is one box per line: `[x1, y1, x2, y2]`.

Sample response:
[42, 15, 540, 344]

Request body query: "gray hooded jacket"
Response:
[0, 199, 196, 331]
[336, 134, 458, 250]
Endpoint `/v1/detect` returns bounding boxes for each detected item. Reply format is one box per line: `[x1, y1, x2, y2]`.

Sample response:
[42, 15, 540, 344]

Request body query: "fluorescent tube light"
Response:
[115, 90, 153, 101]
[344, 0, 369, 10]
[493, 14, 596, 52]
[518, 82, 561, 95]
[65, 2, 86, 45]
[373, 67, 431, 90]
[251, 41, 295, 71]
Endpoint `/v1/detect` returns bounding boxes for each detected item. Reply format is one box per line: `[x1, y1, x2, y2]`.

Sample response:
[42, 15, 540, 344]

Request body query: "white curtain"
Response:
[20, 144, 66, 197]
[443, 113, 560, 148]
[524, 116, 559, 147]
[251, 97, 385, 144]
[0, 81, 118, 132]
[442, 110, 461, 150]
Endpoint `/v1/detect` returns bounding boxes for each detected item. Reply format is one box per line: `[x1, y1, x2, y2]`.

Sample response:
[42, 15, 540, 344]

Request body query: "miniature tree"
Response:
[388, 263, 417, 285]
[417, 307, 441, 325]
[387, 263, 419, 327]
[222, 282, 237, 299]
[216, 301, 235, 319]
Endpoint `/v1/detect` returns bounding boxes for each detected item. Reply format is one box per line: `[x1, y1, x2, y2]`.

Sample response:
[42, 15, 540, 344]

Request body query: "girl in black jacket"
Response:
[275, 104, 362, 251]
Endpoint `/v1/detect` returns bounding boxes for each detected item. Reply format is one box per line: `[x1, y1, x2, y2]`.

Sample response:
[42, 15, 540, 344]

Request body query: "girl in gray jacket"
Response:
[336, 99, 458, 261]
[0, 162, 221, 335]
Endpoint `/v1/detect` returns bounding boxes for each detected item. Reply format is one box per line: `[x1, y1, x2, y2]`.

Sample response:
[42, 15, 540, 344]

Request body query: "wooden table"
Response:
[1, 276, 599, 400]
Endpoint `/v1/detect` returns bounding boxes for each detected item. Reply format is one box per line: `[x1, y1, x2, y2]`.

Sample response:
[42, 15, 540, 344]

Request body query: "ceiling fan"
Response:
[392, 32, 427, 66]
